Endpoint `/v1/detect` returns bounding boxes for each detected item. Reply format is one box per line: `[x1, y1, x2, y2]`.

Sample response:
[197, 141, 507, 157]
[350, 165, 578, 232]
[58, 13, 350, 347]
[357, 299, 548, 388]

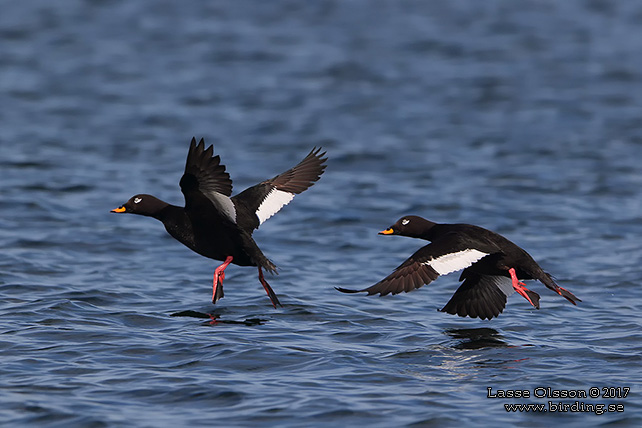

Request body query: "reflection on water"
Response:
[170, 310, 267, 326]
[444, 328, 509, 350]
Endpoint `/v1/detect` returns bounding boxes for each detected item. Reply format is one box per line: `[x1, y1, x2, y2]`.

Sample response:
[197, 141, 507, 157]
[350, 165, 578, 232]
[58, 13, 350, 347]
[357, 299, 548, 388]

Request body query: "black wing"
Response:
[179, 138, 237, 222]
[337, 234, 493, 297]
[440, 272, 518, 320]
[232, 147, 327, 230]
[336, 252, 440, 296]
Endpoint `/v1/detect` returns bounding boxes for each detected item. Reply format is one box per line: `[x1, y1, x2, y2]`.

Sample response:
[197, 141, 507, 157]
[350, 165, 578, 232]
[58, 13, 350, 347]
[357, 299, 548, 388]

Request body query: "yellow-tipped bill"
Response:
[111, 206, 127, 213]
[379, 228, 394, 235]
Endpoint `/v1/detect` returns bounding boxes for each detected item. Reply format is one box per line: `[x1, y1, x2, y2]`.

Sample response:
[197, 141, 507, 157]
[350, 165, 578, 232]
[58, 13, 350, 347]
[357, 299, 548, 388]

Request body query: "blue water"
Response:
[2, 0, 642, 426]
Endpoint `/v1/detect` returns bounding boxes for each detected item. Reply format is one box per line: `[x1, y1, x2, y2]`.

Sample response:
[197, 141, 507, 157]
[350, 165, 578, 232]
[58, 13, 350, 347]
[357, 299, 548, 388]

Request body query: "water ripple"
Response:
[2, 0, 642, 426]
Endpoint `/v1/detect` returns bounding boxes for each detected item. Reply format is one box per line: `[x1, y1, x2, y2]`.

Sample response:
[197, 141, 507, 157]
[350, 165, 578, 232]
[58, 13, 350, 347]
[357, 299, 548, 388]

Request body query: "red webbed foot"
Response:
[212, 256, 233, 304]
[508, 268, 541, 309]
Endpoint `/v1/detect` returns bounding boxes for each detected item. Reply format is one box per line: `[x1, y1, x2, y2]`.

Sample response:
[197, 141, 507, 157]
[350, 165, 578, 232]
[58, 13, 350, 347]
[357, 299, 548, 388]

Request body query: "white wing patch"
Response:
[256, 189, 295, 225]
[426, 249, 488, 275]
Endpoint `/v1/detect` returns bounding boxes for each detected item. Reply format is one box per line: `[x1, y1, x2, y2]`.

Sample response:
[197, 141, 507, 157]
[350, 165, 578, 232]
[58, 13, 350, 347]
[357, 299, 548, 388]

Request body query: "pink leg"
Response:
[212, 256, 233, 303]
[508, 268, 540, 309]
[258, 267, 282, 308]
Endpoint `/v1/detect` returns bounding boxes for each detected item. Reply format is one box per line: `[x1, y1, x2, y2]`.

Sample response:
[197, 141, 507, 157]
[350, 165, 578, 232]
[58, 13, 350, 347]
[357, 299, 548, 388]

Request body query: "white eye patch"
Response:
[401, 218, 410, 225]
[134, 197, 142, 204]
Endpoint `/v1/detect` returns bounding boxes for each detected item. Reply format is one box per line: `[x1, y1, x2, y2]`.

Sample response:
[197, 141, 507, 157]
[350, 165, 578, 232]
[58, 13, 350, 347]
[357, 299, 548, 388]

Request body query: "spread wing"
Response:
[440, 272, 517, 320]
[337, 233, 492, 296]
[179, 138, 237, 222]
[232, 147, 327, 230]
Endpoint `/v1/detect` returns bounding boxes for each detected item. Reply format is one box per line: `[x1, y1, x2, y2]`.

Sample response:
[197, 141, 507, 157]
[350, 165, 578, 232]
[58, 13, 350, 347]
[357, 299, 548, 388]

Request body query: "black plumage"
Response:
[337, 215, 580, 320]
[112, 137, 327, 308]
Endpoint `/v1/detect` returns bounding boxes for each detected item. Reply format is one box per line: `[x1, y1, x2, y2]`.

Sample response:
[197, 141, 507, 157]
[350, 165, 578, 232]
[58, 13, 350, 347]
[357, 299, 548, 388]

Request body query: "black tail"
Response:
[240, 231, 278, 274]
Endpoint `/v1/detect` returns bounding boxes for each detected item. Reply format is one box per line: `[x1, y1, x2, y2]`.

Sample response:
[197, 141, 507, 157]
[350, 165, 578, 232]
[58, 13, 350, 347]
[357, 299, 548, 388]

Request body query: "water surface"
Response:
[1, 1, 642, 426]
